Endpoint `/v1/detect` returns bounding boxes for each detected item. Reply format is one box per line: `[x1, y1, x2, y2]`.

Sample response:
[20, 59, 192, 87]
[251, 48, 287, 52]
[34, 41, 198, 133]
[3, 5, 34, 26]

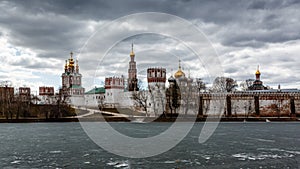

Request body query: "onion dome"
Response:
[68, 52, 75, 67]
[255, 65, 261, 75]
[255, 69, 260, 75]
[175, 69, 185, 78]
[168, 75, 176, 82]
[174, 59, 185, 78]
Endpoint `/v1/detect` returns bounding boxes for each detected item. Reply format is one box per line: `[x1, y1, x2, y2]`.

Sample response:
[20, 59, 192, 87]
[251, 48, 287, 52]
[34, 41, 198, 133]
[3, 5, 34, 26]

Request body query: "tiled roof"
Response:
[85, 87, 105, 94]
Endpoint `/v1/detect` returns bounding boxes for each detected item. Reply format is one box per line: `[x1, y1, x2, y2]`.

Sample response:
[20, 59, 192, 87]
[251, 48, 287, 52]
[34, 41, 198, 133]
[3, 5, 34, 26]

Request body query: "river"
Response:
[0, 122, 299, 168]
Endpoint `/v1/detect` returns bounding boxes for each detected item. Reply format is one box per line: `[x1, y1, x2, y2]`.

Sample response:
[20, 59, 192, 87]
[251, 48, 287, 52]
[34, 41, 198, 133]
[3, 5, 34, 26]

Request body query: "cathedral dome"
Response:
[130, 51, 135, 56]
[255, 65, 261, 75]
[255, 70, 260, 75]
[174, 59, 185, 78]
[168, 75, 175, 82]
[174, 69, 185, 78]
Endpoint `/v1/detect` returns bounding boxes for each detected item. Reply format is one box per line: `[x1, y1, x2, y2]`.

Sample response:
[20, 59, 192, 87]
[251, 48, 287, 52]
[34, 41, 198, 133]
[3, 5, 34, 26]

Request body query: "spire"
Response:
[255, 65, 260, 75]
[178, 59, 182, 69]
[174, 58, 185, 78]
[130, 43, 135, 57]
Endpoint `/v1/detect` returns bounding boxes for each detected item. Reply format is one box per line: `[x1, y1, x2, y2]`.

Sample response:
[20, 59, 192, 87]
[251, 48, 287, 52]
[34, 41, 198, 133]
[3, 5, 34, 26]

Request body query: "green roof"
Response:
[85, 87, 105, 94]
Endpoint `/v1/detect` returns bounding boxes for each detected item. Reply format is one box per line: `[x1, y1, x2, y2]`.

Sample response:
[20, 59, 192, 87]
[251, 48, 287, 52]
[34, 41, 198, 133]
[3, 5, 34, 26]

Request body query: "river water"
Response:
[0, 122, 300, 168]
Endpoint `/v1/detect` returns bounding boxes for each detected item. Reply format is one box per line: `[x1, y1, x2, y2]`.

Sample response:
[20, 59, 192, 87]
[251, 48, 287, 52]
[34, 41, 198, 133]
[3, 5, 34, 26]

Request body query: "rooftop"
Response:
[85, 87, 105, 94]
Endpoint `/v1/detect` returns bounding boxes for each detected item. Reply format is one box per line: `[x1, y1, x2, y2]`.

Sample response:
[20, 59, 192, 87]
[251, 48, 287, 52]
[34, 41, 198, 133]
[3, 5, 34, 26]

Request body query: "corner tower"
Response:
[147, 67, 166, 116]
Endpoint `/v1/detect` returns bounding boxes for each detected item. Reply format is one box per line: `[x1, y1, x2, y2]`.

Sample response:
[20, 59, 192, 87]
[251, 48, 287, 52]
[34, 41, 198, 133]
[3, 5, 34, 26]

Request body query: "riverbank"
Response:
[0, 116, 299, 123]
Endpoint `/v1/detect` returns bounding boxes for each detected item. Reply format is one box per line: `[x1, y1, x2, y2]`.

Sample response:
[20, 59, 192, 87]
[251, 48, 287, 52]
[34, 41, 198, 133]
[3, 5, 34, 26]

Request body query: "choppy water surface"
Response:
[0, 122, 300, 168]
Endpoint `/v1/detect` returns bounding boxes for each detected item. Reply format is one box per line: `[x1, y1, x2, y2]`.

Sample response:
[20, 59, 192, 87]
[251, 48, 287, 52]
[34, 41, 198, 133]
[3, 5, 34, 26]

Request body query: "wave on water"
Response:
[232, 148, 300, 161]
[49, 150, 62, 154]
[257, 148, 300, 155]
[107, 160, 130, 168]
[255, 138, 275, 143]
[232, 153, 291, 161]
[164, 160, 176, 164]
[10, 160, 21, 164]
[246, 137, 275, 143]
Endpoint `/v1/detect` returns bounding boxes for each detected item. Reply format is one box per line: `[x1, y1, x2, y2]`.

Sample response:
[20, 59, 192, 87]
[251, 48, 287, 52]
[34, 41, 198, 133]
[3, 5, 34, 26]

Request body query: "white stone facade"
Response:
[147, 68, 166, 117]
[104, 76, 125, 108]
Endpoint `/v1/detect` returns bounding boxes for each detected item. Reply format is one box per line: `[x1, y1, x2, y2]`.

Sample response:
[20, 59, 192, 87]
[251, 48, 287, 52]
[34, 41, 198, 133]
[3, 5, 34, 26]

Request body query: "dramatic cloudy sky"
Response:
[1, 0, 300, 93]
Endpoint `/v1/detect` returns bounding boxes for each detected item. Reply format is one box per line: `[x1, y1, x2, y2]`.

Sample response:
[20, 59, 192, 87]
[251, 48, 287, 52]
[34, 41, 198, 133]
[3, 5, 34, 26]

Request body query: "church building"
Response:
[61, 52, 85, 105]
[248, 66, 267, 90]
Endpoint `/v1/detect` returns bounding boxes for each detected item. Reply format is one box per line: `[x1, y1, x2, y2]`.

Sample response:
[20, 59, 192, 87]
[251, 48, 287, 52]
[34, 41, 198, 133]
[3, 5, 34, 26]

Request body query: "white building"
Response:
[84, 87, 105, 108]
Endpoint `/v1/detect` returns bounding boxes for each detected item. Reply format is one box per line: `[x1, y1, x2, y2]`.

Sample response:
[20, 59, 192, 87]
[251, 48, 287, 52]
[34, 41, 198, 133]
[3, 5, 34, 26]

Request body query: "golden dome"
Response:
[68, 51, 75, 67]
[69, 59, 74, 67]
[130, 51, 135, 56]
[255, 65, 260, 75]
[130, 43, 135, 57]
[174, 59, 185, 78]
[255, 70, 260, 75]
[175, 69, 185, 78]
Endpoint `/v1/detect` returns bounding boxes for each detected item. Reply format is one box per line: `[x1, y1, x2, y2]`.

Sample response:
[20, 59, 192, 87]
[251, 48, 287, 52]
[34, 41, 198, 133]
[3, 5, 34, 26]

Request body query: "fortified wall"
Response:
[198, 90, 300, 117]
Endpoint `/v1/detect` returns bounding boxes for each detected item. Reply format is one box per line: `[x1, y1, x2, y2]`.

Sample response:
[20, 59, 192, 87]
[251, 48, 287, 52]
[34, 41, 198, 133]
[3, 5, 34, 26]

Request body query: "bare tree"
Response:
[166, 80, 181, 116]
[98, 96, 105, 111]
[0, 81, 14, 119]
[240, 79, 255, 91]
[212, 77, 238, 92]
[132, 90, 148, 116]
[51, 86, 70, 118]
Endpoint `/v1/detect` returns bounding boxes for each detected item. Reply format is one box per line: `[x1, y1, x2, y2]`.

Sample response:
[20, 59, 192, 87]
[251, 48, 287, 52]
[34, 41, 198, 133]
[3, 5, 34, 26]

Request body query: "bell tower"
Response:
[127, 43, 139, 91]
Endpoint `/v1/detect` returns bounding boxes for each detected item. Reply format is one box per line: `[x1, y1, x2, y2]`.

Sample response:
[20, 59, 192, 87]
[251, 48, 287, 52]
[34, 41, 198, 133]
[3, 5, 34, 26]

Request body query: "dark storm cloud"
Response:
[1, 0, 300, 89]
[0, 4, 91, 58]
[2, 0, 300, 55]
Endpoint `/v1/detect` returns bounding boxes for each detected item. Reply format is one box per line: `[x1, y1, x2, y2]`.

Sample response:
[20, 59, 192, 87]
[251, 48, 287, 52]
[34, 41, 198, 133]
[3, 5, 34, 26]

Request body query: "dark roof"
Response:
[245, 89, 300, 93]
[85, 87, 105, 94]
[70, 85, 84, 89]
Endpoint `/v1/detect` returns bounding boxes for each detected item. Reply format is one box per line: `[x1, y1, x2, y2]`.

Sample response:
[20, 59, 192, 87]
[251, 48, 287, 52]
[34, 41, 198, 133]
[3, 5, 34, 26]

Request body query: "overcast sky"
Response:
[1, 0, 300, 92]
